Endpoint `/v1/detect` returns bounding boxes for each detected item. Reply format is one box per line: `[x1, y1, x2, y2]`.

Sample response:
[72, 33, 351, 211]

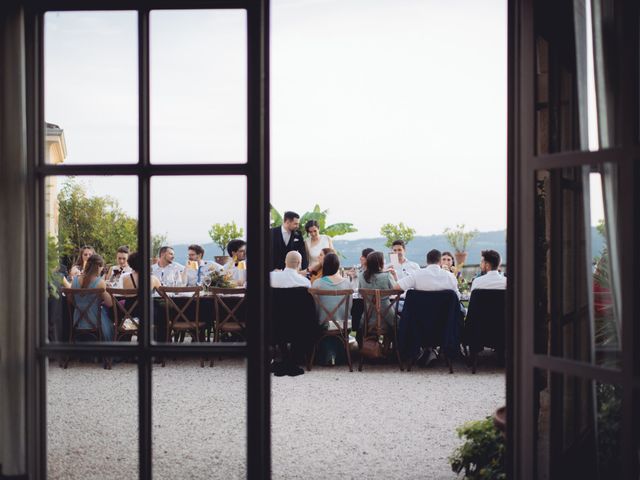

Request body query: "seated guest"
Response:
[304, 219, 334, 266]
[70, 254, 114, 341]
[182, 244, 222, 287]
[104, 245, 133, 287]
[470, 249, 507, 291]
[358, 251, 399, 330]
[311, 253, 351, 327]
[223, 239, 247, 285]
[308, 247, 336, 283]
[69, 245, 95, 278]
[440, 251, 456, 273]
[350, 247, 375, 344]
[151, 246, 184, 286]
[122, 251, 161, 291]
[271, 251, 311, 288]
[395, 249, 460, 299]
[391, 240, 420, 280]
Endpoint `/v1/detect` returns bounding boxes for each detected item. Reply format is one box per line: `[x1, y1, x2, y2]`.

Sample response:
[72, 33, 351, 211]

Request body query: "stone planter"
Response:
[215, 255, 230, 266]
[493, 405, 506, 435]
[454, 251, 468, 266]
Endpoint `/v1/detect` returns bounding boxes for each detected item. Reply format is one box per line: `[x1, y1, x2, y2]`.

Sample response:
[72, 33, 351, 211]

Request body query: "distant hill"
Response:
[171, 228, 604, 268]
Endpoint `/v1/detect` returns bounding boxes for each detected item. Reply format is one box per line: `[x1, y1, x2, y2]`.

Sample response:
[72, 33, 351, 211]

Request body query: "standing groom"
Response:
[271, 211, 308, 271]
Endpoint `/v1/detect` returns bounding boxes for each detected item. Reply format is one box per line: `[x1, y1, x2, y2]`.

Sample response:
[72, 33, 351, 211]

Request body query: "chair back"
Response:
[307, 288, 353, 332]
[60, 287, 106, 340]
[156, 286, 201, 334]
[210, 287, 247, 338]
[359, 288, 401, 336]
[271, 287, 316, 345]
[465, 289, 506, 352]
[107, 288, 139, 339]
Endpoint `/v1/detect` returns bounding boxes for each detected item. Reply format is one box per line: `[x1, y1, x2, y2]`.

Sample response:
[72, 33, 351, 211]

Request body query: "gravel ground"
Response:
[47, 355, 504, 480]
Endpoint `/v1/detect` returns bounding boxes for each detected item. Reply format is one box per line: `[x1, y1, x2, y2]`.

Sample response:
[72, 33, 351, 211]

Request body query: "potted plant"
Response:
[443, 224, 478, 266]
[449, 416, 506, 479]
[208, 221, 244, 265]
[379, 222, 416, 248]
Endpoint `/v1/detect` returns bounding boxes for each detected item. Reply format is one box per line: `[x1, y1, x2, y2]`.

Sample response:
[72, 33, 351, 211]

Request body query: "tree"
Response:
[270, 204, 357, 238]
[379, 222, 416, 248]
[152, 233, 168, 258]
[57, 179, 138, 264]
[208, 221, 244, 255]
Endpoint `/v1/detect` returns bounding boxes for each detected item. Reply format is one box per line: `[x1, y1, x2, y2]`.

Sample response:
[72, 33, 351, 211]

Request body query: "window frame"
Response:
[24, 1, 271, 479]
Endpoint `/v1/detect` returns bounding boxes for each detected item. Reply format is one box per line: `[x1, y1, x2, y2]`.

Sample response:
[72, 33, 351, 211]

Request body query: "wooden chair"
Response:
[211, 288, 247, 343]
[60, 287, 110, 369]
[358, 288, 403, 371]
[156, 286, 204, 367]
[106, 288, 139, 343]
[307, 288, 354, 372]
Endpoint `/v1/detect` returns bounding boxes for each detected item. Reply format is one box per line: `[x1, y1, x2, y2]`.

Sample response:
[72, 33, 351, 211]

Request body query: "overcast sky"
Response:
[46, 1, 510, 244]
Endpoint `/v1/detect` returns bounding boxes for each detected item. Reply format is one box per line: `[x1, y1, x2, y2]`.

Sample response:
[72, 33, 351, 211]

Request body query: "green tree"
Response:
[152, 233, 168, 258]
[379, 222, 416, 248]
[443, 224, 479, 253]
[57, 178, 138, 264]
[270, 204, 357, 238]
[208, 221, 244, 255]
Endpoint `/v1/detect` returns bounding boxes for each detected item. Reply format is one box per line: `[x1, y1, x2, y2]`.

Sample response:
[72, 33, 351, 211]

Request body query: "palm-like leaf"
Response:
[323, 222, 357, 237]
[270, 205, 283, 228]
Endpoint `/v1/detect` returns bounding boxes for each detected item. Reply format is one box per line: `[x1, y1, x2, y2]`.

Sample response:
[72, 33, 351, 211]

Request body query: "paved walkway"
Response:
[47, 356, 504, 479]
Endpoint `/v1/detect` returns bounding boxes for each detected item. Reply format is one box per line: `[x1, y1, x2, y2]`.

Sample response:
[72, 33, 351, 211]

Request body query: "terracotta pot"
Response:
[454, 251, 468, 266]
[215, 255, 230, 265]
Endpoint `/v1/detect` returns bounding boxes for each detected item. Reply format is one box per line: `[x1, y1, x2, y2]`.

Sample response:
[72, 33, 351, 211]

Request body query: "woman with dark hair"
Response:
[308, 247, 336, 283]
[122, 251, 161, 291]
[311, 253, 351, 327]
[70, 254, 114, 341]
[70, 245, 96, 278]
[441, 251, 456, 272]
[304, 219, 334, 266]
[358, 251, 399, 330]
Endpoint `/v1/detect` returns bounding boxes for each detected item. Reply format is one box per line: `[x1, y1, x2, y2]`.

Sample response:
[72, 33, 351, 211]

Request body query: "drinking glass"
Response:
[203, 275, 212, 292]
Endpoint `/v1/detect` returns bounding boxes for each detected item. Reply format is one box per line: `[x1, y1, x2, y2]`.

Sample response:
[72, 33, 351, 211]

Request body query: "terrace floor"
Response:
[47, 354, 504, 480]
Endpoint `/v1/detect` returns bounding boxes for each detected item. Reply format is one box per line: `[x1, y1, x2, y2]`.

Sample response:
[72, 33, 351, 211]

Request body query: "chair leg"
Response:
[472, 351, 477, 374]
[444, 351, 453, 374]
[307, 342, 318, 371]
[343, 335, 353, 372]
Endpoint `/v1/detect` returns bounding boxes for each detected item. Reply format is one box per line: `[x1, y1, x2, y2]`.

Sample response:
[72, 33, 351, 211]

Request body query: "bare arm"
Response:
[98, 279, 113, 307]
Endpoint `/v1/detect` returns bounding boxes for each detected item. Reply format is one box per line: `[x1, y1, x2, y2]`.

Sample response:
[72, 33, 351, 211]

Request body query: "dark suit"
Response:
[270, 226, 308, 271]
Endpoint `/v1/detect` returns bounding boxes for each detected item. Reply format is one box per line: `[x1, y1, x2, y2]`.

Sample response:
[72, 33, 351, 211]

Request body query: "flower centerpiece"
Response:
[205, 269, 236, 290]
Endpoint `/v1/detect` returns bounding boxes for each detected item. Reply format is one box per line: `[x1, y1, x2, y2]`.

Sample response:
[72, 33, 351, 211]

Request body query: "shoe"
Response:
[270, 360, 283, 373]
[273, 363, 288, 377]
[287, 365, 305, 377]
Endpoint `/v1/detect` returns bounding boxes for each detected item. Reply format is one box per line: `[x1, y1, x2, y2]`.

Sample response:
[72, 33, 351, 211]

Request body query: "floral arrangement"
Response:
[206, 269, 235, 289]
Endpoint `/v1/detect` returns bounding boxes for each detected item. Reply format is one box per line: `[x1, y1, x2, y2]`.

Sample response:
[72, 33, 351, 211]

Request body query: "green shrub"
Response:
[449, 417, 506, 480]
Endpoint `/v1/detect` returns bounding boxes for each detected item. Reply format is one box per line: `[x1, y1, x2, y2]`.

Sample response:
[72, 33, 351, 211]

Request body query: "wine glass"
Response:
[203, 275, 212, 293]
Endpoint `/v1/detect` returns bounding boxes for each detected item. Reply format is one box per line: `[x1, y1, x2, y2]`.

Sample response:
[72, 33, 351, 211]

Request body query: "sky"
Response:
[45, 1, 513, 245]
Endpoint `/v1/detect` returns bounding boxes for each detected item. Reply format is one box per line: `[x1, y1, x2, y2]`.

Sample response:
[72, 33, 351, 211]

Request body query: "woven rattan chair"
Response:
[307, 288, 354, 372]
[157, 286, 204, 367]
[358, 288, 403, 371]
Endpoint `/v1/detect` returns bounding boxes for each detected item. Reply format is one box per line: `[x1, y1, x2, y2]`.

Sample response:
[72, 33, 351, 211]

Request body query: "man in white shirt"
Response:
[470, 249, 507, 291]
[270, 251, 311, 288]
[395, 249, 460, 298]
[391, 240, 421, 280]
[223, 239, 247, 285]
[151, 246, 184, 285]
[183, 244, 223, 287]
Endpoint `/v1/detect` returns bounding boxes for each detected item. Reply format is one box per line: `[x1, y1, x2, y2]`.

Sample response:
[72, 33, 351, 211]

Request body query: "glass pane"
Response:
[46, 176, 139, 345]
[152, 358, 246, 478]
[47, 358, 138, 478]
[150, 176, 247, 345]
[150, 10, 247, 164]
[534, 369, 622, 479]
[533, 0, 614, 154]
[44, 12, 138, 164]
[534, 166, 621, 368]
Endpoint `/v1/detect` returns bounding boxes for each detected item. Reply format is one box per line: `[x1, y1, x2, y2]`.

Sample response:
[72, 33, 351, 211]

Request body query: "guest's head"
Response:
[441, 251, 455, 269]
[116, 245, 130, 268]
[322, 253, 340, 277]
[391, 240, 407, 262]
[158, 246, 175, 265]
[227, 239, 247, 260]
[426, 249, 442, 266]
[305, 220, 320, 239]
[282, 211, 300, 233]
[481, 250, 501, 272]
[75, 245, 95, 269]
[127, 251, 141, 273]
[360, 247, 375, 268]
[284, 251, 302, 270]
[81, 254, 105, 287]
[188, 244, 205, 262]
[364, 251, 384, 283]
[317, 247, 335, 268]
